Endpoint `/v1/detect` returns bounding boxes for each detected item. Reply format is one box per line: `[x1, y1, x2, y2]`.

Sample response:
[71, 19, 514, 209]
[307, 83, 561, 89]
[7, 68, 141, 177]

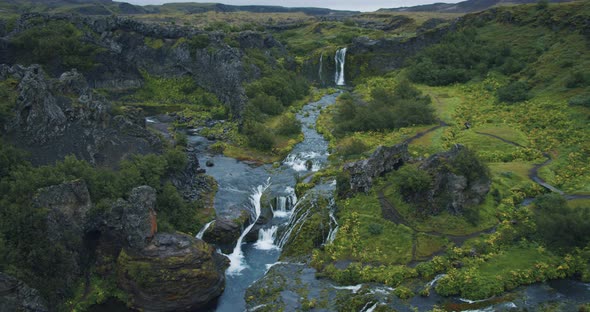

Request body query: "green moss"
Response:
[144, 37, 165, 49]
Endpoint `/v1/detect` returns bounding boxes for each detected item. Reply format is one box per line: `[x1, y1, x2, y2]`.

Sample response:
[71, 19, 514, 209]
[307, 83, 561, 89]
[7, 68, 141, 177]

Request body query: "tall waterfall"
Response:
[334, 47, 347, 86]
[226, 178, 271, 275]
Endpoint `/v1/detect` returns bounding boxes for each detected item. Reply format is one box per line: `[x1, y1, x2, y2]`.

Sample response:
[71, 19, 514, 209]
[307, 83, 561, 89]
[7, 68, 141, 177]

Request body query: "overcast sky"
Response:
[123, 0, 462, 12]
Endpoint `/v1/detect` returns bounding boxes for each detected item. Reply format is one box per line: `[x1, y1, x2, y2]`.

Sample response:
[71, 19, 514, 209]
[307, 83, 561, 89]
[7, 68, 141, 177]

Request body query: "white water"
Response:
[226, 179, 271, 275]
[283, 151, 323, 172]
[332, 284, 363, 293]
[272, 186, 297, 218]
[277, 195, 311, 249]
[459, 297, 494, 304]
[145, 117, 157, 123]
[362, 302, 378, 312]
[196, 220, 214, 240]
[325, 199, 339, 244]
[426, 274, 447, 288]
[334, 47, 347, 86]
[254, 226, 279, 250]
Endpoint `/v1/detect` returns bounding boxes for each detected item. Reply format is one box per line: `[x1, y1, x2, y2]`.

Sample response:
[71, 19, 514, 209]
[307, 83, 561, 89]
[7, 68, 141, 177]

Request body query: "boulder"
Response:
[343, 143, 409, 194]
[33, 180, 92, 245]
[117, 233, 229, 312]
[418, 144, 491, 214]
[103, 186, 158, 250]
[202, 210, 251, 253]
[0, 273, 48, 312]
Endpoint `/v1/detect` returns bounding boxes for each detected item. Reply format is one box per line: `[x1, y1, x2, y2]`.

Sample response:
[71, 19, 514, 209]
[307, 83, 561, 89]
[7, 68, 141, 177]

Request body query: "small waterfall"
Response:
[332, 284, 363, 293]
[283, 151, 322, 172]
[361, 302, 378, 312]
[325, 199, 339, 244]
[334, 47, 347, 86]
[318, 52, 324, 82]
[196, 220, 214, 240]
[226, 178, 271, 275]
[254, 226, 279, 250]
[426, 274, 447, 288]
[277, 194, 311, 249]
[272, 186, 297, 218]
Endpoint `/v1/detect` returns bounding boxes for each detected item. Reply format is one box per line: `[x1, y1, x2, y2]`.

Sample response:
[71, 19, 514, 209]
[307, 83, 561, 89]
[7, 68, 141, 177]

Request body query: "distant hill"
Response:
[0, 0, 358, 16]
[380, 0, 575, 13]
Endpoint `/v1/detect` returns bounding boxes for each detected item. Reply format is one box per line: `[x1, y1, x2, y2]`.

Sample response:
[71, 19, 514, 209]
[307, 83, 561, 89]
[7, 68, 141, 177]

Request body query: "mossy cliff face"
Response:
[117, 233, 229, 312]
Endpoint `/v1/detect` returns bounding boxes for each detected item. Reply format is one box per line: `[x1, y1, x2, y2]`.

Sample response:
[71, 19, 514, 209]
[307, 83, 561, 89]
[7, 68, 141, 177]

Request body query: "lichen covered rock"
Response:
[0, 273, 48, 312]
[343, 142, 409, 194]
[117, 233, 229, 312]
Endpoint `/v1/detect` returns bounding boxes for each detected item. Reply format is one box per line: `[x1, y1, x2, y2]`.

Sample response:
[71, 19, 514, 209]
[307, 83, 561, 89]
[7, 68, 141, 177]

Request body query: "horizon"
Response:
[122, 0, 463, 12]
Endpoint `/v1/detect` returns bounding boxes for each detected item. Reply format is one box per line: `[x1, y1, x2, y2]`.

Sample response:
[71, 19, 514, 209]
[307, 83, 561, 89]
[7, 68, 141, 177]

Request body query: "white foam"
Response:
[226, 179, 271, 275]
[332, 284, 363, 294]
[195, 220, 214, 240]
[254, 226, 279, 250]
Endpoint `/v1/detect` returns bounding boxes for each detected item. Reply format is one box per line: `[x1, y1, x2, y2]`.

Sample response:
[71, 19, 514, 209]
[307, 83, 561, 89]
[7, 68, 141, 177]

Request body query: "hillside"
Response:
[380, 0, 575, 13]
[0, 1, 589, 312]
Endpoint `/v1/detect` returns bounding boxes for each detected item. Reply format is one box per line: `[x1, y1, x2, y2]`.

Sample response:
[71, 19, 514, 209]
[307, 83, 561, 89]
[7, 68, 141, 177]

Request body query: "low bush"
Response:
[497, 81, 530, 103]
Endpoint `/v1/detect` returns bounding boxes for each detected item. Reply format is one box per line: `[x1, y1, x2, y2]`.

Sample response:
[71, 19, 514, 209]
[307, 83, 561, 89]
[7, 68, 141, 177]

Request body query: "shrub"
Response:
[249, 94, 283, 116]
[568, 94, 590, 107]
[497, 81, 530, 103]
[245, 123, 274, 151]
[565, 71, 590, 88]
[533, 194, 590, 251]
[188, 34, 210, 50]
[395, 165, 432, 201]
[337, 138, 369, 157]
[333, 81, 435, 136]
[275, 114, 301, 136]
[367, 223, 383, 235]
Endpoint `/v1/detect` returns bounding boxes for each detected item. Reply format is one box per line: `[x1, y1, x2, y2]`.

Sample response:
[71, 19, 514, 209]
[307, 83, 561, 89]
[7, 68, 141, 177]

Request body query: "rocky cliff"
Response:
[0, 273, 48, 312]
[3, 13, 285, 117]
[343, 143, 409, 194]
[1, 64, 162, 167]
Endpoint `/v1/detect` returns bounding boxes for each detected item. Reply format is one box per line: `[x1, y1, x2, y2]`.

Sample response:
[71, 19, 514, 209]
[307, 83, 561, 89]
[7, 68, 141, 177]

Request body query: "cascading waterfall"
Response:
[196, 220, 214, 240]
[226, 178, 271, 275]
[426, 274, 447, 288]
[334, 47, 347, 86]
[272, 186, 297, 218]
[254, 226, 279, 250]
[277, 194, 311, 249]
[325, 198, 339, 244]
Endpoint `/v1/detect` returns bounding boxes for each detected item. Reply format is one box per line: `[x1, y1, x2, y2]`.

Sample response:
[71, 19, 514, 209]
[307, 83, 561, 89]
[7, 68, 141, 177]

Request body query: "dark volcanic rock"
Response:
[102, 186, 158, 250]
[202, 214, 250, 253]
[117, 233, 229, 312]
[343, 143, 409, 194]
[33, 179, 92, 245]
[418, 144, 491, 214]
[0, 273, 48, 312]
[1, 65, 162, 167]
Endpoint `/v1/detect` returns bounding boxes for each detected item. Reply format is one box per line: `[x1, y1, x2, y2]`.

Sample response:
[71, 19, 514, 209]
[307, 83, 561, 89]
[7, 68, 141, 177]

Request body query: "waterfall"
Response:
[226, 178, 271, 275]
[196, 220, 214, 240]
[325, 199, 339, 244]
[283, 151, 322, 172]
[276, 194, 311, 249]
[254, 226, 279, 250]
[334, 47, 347, 86]
[361, 302, 378, 312]
[272, 186, 297, 218]
[318, 52, 324, 82]
[426, 274, 447, 288]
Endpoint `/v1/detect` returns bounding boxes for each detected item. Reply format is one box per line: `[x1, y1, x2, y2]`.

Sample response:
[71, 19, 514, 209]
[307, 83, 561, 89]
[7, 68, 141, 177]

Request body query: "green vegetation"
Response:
[0, 140, 209, 308]
[10, 20, 104, 72]
[332, 80, 435, 136]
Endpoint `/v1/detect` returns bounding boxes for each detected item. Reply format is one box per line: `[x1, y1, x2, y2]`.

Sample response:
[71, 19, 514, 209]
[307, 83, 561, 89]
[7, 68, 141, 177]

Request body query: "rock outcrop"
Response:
[5, 13, 286, 117]
[101, 186, 158, 250]
[1, 65, 162, 167]
[343, 143, 409, 194]
[0, 273, 48, 312]
[202, 211, 251, 253]
[418, 144, 491, 214]
[117, 233, 229, 312]
[33, 180, 93, 294]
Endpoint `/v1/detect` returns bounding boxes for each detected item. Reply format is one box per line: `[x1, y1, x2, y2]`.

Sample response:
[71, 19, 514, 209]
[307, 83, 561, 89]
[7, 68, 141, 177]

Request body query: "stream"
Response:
[190, 92, 339, 312]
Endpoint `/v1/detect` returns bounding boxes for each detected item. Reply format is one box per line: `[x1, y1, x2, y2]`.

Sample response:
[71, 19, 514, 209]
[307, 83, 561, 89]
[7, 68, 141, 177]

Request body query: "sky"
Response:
[123, 0, 462, 12]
